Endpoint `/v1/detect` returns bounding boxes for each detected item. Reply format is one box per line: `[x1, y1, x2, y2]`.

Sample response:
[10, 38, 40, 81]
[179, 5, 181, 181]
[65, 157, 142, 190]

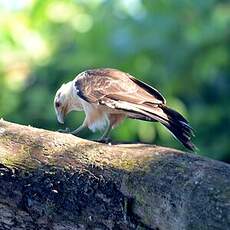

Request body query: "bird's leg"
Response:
[57, 127, 71, 133]
[71, 124, 86, 136]
[98, 123, 112, 142]
[57, 124, 86, 136]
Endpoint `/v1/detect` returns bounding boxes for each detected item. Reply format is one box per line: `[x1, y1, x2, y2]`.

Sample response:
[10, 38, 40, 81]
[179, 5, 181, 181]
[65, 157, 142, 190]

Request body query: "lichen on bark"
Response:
[0, 120, 229, 230]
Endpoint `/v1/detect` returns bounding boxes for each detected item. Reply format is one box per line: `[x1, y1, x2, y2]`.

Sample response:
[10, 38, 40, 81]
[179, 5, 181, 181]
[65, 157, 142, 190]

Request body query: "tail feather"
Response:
[126, 103, 195, 151]
[164, 124, 195, 151]
[152, 105, 195, 151]
[107, 100, 195, 151]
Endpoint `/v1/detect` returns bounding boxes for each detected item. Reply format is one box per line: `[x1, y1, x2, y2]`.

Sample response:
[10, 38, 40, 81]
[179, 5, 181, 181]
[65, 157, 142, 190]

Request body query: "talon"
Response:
[57, 128, 70, 133]
[70, 132, 78, 136]
[97, 137, 111, 144]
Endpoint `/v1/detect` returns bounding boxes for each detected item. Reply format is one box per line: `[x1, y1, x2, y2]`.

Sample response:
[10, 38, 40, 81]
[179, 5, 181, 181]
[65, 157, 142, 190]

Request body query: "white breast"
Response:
[88, 114, 108, 132]
[80, 99, 109, 132]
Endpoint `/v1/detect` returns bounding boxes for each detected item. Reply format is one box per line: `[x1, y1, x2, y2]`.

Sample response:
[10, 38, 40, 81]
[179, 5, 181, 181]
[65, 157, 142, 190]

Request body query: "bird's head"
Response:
[54, 81, 80, 124]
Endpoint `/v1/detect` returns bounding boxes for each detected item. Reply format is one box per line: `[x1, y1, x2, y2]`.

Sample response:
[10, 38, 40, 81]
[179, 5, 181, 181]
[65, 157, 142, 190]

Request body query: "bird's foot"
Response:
[96, 137, 112, 144]
[70, 131, 79, 136]
[57, 128, 71, 133]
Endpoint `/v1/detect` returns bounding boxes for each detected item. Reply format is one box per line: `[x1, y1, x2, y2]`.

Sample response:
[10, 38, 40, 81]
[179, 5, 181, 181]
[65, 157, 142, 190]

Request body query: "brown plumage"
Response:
[54, 68, 195, 150]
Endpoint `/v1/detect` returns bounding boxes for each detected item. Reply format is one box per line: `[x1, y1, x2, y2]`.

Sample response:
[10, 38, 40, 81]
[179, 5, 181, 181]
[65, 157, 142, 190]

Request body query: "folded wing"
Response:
[74, 68, 165, 105]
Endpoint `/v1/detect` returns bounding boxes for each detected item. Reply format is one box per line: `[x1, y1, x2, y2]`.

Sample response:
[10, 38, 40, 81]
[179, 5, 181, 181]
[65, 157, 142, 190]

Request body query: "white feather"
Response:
[88, 115, 108, 132]
[55, 80, 109, 132]
[80, 99, 109, 132]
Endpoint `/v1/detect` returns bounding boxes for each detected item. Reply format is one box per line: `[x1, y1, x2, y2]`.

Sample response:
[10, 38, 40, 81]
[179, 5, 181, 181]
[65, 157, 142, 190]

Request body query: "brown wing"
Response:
[74, 68, 166, 106]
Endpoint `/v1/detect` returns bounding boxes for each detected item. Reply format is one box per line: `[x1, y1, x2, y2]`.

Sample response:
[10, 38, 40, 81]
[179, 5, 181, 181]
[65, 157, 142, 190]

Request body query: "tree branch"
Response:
[0, 120, 229, 229]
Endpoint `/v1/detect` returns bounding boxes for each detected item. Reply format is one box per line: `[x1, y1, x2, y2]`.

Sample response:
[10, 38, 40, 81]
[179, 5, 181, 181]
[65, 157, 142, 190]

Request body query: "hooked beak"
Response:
[56, 104, 69, 124]
[57, 110, 65, 124]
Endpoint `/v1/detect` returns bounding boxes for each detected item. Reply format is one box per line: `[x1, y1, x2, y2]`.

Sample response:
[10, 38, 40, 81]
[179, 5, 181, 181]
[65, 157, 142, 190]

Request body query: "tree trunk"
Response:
[0, 120, 229, 230]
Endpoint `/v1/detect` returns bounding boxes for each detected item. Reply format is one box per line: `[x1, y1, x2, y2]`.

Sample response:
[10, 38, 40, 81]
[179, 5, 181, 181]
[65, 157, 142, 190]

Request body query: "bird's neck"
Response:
[64, 81, 75, 105]
[65, 81, 83, 111]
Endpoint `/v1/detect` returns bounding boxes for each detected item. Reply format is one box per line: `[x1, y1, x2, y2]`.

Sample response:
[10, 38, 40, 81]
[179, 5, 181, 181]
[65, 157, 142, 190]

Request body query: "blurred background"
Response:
[0, 0, 229, 162]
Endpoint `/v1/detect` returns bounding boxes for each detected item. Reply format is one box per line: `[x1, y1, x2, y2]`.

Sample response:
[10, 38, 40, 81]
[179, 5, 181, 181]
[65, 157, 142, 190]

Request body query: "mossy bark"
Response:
[0, 120, 229, 230]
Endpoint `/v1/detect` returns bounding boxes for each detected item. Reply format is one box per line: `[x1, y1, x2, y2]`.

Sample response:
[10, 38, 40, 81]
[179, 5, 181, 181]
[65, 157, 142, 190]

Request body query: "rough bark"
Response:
[0, 120, 229, 230]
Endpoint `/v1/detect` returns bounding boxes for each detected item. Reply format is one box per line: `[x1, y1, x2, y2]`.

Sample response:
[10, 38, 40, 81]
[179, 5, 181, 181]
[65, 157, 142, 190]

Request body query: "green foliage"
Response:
[0, 0, 229, 162]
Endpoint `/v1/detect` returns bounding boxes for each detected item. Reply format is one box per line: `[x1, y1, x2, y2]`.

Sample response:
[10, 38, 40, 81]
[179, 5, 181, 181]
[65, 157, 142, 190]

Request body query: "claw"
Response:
[57, 127, 70, 133]
[70, 131, 78, 136]
[97, 137, 111, 144]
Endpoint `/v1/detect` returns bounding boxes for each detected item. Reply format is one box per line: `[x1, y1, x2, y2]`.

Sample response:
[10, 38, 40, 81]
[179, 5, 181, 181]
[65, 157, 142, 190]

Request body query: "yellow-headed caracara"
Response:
[54, 68, 195, 150]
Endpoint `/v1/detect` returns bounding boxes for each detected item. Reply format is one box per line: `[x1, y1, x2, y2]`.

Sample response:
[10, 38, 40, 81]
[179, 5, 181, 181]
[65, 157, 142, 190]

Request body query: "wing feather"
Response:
[74, 68, 166, 105]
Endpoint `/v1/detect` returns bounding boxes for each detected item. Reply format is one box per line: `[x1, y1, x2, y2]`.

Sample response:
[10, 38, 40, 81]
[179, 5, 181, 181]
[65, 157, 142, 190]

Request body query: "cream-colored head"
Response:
[54, 81, 82, 124]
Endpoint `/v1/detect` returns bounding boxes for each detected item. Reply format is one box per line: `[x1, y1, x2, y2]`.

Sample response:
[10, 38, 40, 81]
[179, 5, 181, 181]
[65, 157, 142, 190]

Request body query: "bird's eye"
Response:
[55, 102, 61, 108]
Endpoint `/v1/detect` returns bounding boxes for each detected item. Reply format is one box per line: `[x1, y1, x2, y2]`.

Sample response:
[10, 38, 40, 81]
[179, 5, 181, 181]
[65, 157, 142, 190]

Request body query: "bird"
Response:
[54, 68, 195, 150]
